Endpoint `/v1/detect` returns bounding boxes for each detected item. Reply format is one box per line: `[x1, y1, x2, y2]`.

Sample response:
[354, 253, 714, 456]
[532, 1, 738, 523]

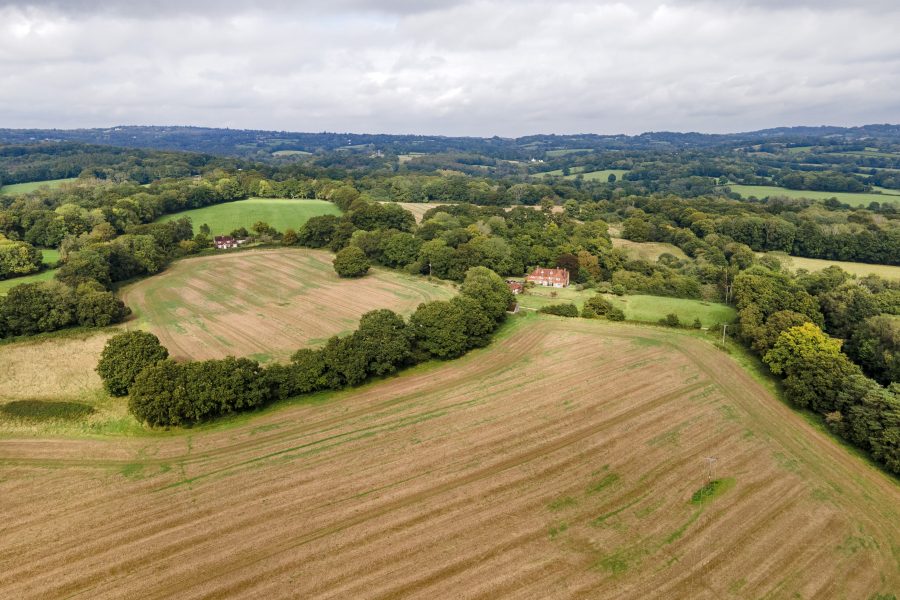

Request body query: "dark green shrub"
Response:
[608, 307, 626, 321]
[538, 303, 579, 318]
[659, 313, 681, 327]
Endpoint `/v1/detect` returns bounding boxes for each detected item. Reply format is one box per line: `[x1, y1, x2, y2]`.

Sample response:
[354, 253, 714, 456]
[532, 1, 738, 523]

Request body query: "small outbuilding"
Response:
[506, 280, 525, 295]
[526, 267, 570, 288]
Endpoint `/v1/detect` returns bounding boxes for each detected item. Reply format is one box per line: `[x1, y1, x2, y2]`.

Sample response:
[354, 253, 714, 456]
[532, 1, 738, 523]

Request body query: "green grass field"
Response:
[515, 285, 735, 327]
[272, 150, 311, 157]
[0, 269, 58, 295]
[728, 184, 900, 207]
[535, 167, 629, 181]
[41, 248, 60, 265]
[611, 237, 688, 261]
[0, 178, 78, 195]
[762, 252, 900, 280]
[157, 198, 342, 235]
[545, 148, 593, 157]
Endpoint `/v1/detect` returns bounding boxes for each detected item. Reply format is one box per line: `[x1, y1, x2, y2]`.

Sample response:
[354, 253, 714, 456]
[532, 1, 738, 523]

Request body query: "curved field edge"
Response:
[155, 197, 342, 234]
[0, 316, 897, 599]
[118, 248, 456, 362]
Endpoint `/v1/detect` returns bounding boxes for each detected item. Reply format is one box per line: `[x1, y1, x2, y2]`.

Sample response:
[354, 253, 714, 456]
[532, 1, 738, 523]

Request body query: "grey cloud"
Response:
[0, 1, 898, 136]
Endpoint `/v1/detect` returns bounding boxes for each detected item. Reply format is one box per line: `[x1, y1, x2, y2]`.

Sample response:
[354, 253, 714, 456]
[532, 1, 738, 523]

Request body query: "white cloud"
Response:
[0, 0, 898, 135]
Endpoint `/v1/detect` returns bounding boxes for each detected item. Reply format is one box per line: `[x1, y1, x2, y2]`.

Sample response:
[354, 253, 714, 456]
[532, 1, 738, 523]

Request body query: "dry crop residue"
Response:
[0, 318, 898, 599]
[119, 248, 455, 362]
[0, 332, 112, 400]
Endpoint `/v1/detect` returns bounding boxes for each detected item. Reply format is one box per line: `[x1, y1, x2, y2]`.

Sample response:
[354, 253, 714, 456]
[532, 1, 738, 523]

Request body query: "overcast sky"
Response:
[1, 0, 898, 136]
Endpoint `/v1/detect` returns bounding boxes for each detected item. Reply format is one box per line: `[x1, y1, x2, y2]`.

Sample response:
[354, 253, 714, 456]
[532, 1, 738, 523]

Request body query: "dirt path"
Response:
[0, 318, 897, 599]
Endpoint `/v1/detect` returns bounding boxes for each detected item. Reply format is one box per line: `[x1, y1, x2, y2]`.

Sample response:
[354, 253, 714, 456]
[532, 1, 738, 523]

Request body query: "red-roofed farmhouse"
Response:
[526, 267, 570, 288]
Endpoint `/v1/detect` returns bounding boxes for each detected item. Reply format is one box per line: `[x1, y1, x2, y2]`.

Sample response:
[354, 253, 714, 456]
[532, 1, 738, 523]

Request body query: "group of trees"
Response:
[106, 267, 514, 427]
[0, 235, 42, 278]
[732, 265, 900, 474]
[0, 280, 128, 337]
[615, 195, 900, 267]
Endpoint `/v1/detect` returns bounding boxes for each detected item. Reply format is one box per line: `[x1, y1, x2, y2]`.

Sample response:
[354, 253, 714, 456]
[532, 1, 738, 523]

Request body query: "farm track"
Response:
[1, 318, 898, 599]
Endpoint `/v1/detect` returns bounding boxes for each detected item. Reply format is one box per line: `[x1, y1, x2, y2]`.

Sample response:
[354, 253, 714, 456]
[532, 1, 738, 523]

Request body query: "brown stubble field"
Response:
[0, 317, 898, 599]
[119, 248, 456, 362]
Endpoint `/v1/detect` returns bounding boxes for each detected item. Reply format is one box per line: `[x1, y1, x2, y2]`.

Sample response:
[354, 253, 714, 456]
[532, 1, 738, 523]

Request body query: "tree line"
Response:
[96, 267, 513, 427]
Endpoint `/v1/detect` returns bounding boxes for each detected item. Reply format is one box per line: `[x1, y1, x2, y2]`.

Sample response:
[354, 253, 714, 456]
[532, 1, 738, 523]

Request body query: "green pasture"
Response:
[157, 198, 342, 235]
[762, 252, 900, 281]
[0, 178, 78, 195]
[0, 269, 58, 295]
[516, 285, 735, 327]
[545, 149, 594, 157]
[41, 248, 60, 265]
[536, 167, 629, 181]
[272, 150, 311, 157]
[728, 184, 899, 207]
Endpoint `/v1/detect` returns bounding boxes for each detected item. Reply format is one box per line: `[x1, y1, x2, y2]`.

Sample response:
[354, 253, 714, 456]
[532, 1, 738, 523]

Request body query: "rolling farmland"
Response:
[156, 198, 341, 235]
[0, 317, 897, 598]
[763, 252, 900, 280]
[728, 184, 900, 207]
[120, 248, 455, 362]
[516, 286, 736, 327]
[611, 237, 688, 262]
[0, 178, 78, 195]
[0, 269, 58, 295]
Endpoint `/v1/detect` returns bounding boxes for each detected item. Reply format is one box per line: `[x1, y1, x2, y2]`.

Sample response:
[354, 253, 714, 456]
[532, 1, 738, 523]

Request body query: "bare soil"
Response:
[0, 317, 897, 599]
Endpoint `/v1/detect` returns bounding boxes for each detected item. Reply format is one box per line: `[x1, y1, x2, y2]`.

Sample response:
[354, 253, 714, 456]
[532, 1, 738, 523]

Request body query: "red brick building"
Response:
[526, 267, 570, 288]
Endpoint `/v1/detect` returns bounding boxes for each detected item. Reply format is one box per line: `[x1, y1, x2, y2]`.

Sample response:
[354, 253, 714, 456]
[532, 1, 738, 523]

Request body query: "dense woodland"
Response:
[0, 131, 897, 474]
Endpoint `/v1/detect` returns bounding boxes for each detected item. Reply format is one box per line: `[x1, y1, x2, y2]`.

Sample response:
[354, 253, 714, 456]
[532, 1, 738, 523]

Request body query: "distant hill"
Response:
[1, 124, 899, 160]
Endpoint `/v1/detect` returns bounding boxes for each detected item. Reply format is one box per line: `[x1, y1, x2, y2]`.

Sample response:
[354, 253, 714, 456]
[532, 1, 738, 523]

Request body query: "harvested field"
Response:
[0, 317, 897, 599]
[120, 248, 455, 362]
[0, 331, 112, 401]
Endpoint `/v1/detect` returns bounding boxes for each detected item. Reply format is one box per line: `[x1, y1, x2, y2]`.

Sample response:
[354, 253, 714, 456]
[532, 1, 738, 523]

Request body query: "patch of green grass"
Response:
[0, 178, 78, 195]
[0, 400, 95, 421]
[272, 150, 311, 157]
[0, 268, 58, 295]
[548, 496, 578, 511]
[40, 248, 60, 265]
[156, 198, 342, 235]
[535, 167, 630, 181]
[515, 287, 735, 328]
[728, 184, 899, 207]
[608, 295, 735, 328]
[587, 473, 620, 494]
[120, 463, 145, 478]
[690, 477, 736, 505]
[762, 252, 900, 281]
[549, 522, 569, 539]
[611, 237, 688, 261]
[545, 148, 593, 157]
